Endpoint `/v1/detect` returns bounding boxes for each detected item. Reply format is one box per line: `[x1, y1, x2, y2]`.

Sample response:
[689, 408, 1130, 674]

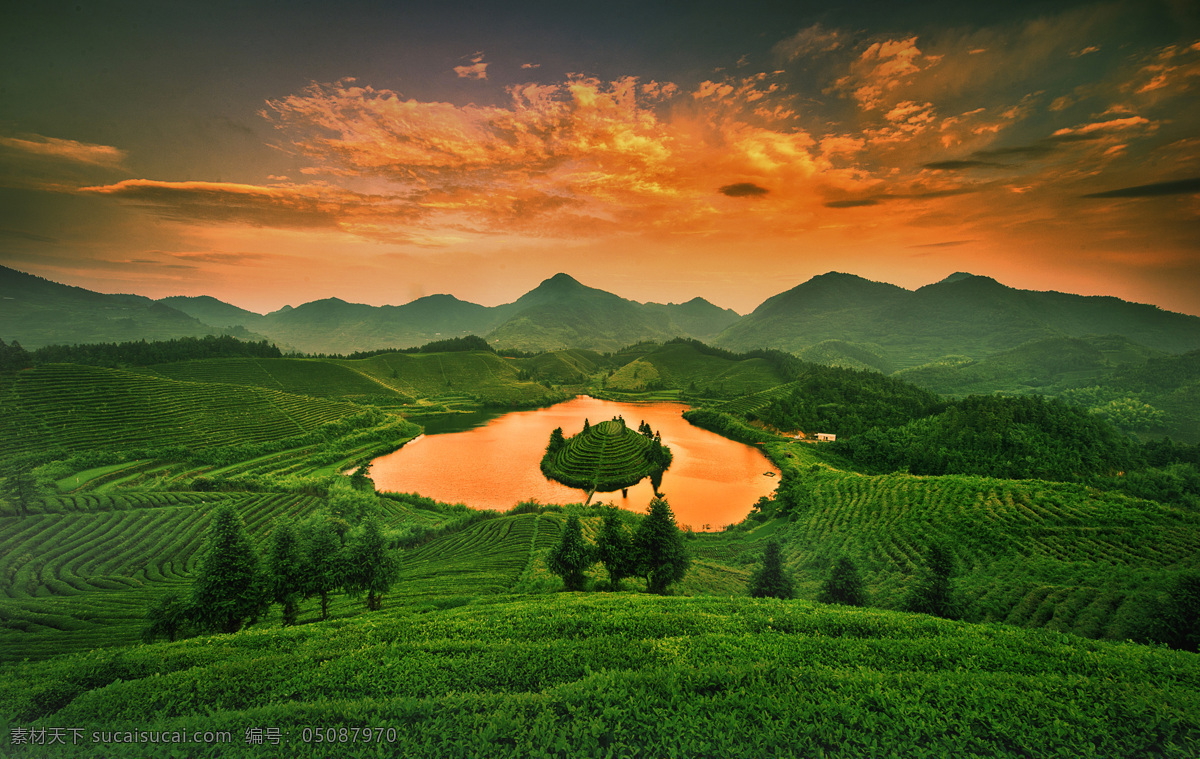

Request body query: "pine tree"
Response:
[633, 498, 690, 594]
[546, 427, 566, 457]
[905, 542, 956, 618]
[341, 517, 398, 611]
[265, 519, 305, 625]
[594, 508, 633, 590]
[749, 540, 795, 599]
[548, 514, 593, 591]
[816, 555, 867, 606]
[301, 515, 343, 621]
[191, 504, 267, 634]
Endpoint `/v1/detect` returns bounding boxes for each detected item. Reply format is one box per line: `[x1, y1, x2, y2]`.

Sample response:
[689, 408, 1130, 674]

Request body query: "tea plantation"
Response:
[1, 594, 1197, 757]
[1, 341, 1198, 757]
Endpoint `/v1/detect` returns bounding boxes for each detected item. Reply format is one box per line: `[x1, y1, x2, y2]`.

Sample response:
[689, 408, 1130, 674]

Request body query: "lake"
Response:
[370, 396, 780, 529]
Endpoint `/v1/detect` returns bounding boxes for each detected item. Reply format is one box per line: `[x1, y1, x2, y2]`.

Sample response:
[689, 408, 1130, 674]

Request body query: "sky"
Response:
[1, 0, 1198, 316]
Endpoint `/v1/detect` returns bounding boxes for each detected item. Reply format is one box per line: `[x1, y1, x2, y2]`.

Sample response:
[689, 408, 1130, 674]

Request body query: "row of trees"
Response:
[1, 335, 282, 371]
[548, 499, 691, 594]
[748, 540, 958, 619]
[144, 501, 399, 642]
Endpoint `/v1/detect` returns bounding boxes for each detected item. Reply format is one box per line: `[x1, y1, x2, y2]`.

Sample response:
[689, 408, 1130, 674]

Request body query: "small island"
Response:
[541, 416, 673, 498]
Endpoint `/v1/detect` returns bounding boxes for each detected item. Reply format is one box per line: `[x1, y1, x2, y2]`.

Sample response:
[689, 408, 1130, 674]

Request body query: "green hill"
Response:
[334, 350, 570, 408]
[137, 357, 401, 402]
[604, 341, 786, 397]
[156, 295, 263, 329]
[896, 339, 1200, 442]
[0, 266, 255, 349]
[895, 335, 1162, 396]
[716, 272, 1200, 370]
[767, 451, 1199, 636]
[797, 340, 893, 373]
[129, 351, 573, 410]
[486, 274, 684, 352]
[1, 592, 1196, 758]
[0, 364, 371, 460]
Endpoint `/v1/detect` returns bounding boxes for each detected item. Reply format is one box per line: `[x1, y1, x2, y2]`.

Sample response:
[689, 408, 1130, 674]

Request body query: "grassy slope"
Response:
[2, 350, 1199, 755]
[133, 351, 574, 409]
[708, 441, 1200, 641]
[0, 491, 444, 663]
[334, 351, 570, 407]
[604, 342, 784, 396]
[895, 338, 1200, 442]
[0, 364, 368, 459]
[1, 593, 1196, 758]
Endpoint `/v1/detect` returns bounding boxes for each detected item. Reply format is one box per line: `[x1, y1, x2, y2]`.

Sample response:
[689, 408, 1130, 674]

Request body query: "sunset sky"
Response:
[2, 0, 1198, 315]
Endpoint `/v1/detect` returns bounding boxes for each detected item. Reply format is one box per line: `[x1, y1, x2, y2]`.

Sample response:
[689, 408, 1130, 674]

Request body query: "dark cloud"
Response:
[719, 182, 770, 198]
[1082, 177, 1200, 199]
[0, 228, 57, 243]
[825, 199, 879, 208]
[923, 160, 1005, 171]
[908, 240, 976, 248]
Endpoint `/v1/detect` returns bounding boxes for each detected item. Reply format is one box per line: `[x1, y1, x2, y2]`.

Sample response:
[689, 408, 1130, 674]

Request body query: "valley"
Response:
[1, 268, 1198, 756]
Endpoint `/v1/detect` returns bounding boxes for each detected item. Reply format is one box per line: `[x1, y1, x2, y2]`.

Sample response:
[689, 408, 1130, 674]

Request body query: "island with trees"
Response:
[540, 417, 673, 497]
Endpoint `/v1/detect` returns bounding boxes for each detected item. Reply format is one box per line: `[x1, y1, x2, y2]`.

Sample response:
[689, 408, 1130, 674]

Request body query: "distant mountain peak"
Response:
[937, 272, 1001, 287]
[940, 272, 977, 284]
[540, 273, 584, 289]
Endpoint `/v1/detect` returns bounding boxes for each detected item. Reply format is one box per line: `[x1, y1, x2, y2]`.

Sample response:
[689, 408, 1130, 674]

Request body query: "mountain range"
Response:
[3, 265, 1200, 365]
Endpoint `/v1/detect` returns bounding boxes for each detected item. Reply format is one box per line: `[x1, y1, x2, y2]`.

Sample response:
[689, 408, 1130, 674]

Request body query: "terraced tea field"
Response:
[704, 444, 1200, 641]
[335, 351, 568, 407]
[0, 483, 579, 662]
[393, 513, 564, 604]
[0, 492, 324, 661]
[3, 594, 1196, 758]
[138, 358, 401, 402]
[0, 364, 367, 459]
[542, 419, 666, 493]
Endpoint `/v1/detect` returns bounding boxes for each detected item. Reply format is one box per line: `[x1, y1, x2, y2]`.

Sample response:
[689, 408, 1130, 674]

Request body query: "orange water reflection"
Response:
[370, 396, 780, 529]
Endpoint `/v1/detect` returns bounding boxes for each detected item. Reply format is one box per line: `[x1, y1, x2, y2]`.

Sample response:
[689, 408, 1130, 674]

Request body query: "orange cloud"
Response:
[77, 178, 415, 234]
[260, 74, 852, 240]
[454, 51, 489, 80]
[0, 133, 126, 168]
[832, 37, 941, 110]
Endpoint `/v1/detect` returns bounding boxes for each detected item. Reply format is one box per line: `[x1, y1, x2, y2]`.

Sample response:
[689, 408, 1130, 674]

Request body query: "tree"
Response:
[749, 540, 794, 599]
[191, 504, 267, 634]
[341, 517, 398, 611]
[816, 555, 867, 606]
[349, 462, 375, 492]
[265, 519, 305, 625]
[904, 542, 956, 618]
[142, 593, 191, 642]
[300, 514, 343, 620]
[548, 514, 593, 591]
[633, 497, 690, 594]
[546, 427, 566, 458]
[594, 508, 633, 590]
